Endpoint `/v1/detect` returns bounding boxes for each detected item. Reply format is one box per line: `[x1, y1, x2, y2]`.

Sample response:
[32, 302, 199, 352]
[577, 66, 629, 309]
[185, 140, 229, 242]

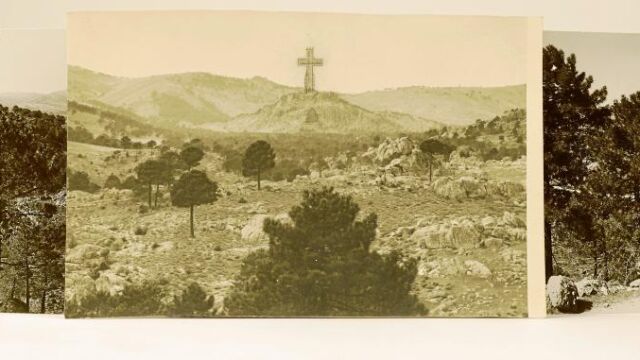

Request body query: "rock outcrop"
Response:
[546, 275, 579, 312]
[362, 137, 426, 173]
[241, 213, 292, 243]
[464, 260, 492, 278]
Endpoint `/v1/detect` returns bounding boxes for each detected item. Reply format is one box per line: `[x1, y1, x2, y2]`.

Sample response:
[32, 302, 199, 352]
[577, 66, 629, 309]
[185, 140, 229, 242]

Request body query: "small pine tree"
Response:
[67, 170, 100, 193]
[180, 146, 204, 170]
[135, 159, 163, 208]
[242, 140, 276, 190]
[226, 187, 426, 316]
[170, 170, 219, 238]
[104, 174, 122, 189]
[419, 139, 455, 183]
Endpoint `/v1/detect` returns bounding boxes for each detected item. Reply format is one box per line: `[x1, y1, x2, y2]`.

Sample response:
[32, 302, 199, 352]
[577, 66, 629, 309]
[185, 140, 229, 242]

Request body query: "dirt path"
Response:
[590, 291, 640, 314]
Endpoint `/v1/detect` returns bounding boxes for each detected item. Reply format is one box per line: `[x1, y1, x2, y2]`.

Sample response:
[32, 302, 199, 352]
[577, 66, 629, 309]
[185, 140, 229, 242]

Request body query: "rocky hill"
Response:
[219, 92, 440, 134]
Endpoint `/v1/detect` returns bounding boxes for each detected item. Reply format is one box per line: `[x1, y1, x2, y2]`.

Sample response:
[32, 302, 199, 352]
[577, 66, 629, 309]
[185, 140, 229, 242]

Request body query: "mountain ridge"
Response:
[62, 66, 525, 134]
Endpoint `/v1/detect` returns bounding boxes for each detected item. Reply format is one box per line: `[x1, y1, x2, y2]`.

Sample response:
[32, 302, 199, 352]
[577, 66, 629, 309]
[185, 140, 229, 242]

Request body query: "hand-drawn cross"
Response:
[297, 47, 323, 93]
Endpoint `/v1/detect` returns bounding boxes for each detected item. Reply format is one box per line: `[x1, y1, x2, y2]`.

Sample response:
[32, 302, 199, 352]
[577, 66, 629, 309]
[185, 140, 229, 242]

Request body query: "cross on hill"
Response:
[297, 47, 323, 93]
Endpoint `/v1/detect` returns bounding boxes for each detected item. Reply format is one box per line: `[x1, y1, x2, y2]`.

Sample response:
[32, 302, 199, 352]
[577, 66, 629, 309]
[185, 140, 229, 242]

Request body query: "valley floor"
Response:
[66, 179, 527, 317]
[65, 141, 527, 317]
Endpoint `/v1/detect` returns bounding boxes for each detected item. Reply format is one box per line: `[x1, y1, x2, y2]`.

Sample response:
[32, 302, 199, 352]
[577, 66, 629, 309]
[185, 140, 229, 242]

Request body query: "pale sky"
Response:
[0, 28, 66, 94]
[68, 11, 530, 93]
[545, 31, 640, 103]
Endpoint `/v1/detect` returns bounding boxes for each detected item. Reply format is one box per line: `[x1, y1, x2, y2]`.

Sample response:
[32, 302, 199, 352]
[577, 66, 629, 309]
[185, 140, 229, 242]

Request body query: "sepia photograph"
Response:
[64, 11, 540, 317]
[0, 28, 67, 313]
[544, 31, 640, 314]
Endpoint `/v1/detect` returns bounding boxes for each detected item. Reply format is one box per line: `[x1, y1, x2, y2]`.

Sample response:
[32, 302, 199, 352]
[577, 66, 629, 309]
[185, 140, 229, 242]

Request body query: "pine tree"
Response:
[226, 187, 426, 316]
[543, 45, 610, 279]
[180, 146, 204, 170]
[170, 170, 219, 238]
[242, 140, 276, 190]
[419, 138, 455, 182]
[135, 160, 164, 208]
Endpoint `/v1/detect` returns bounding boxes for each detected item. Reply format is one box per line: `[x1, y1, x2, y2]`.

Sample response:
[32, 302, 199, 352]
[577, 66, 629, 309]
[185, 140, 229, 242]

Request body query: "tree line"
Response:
[544, 44, 640, 284]
[0, 105, 66, 313]
[68, 124, 157, 149]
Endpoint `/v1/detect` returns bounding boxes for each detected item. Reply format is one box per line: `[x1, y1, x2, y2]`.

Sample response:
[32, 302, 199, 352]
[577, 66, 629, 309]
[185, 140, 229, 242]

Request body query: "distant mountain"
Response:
[68, 66, 525, 133]
[0, 91, 66, 114]
[341, 85, 526, 126]
[68, 66, 297, 127]
[216, 92, 441, 134]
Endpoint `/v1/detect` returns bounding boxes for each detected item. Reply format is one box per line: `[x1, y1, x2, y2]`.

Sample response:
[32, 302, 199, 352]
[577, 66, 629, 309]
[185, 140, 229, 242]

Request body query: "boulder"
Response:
[575, 277, 601, 297]
[432, 177, 466, 200]
[446, 219, 481, 248]
[546, 275, 579, 312]
[464, 260, 492, 278]
[374, 137, 415, 164]
[606, 280, 626, 294]
[241, 213, 292, 243]
[629, 279, 640, 288]
[482, 237, 503, 248]
[241, 215, 269, 242]
[418, 258, 465, 278]
[410, 224, 448, 249]
[486, 181, 526, 201]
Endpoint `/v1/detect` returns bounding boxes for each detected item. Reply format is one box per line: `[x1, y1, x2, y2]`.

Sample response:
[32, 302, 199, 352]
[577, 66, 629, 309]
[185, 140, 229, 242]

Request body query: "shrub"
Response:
[104, 174, 122, 189]
[226, 187, 426, 316]
[134, 225, 148, 236]
[67, 169, 100, 193]
[65, 280, 166, 318]
[121, 175, 140, 190]
[170, 282, 214, 317]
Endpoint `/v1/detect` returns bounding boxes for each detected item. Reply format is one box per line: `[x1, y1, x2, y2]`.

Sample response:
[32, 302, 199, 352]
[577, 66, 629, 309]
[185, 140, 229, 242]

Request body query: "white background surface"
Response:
[1, 1, 640, 358]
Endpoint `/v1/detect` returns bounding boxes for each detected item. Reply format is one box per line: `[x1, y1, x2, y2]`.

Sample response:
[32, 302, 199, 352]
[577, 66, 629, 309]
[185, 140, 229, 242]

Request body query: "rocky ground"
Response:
[66, 137, 528, 317]
[591, 292, 640, 313]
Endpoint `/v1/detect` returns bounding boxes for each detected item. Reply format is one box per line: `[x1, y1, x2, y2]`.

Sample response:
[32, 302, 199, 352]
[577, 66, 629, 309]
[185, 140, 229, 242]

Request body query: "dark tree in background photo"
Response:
[242, 140, 276, 190]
